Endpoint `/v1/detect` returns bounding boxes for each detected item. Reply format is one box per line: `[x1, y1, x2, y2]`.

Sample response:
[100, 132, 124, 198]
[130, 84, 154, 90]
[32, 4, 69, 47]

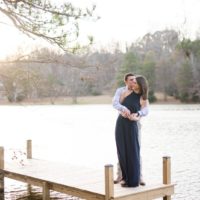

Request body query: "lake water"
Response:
[0, 104, 200, 199]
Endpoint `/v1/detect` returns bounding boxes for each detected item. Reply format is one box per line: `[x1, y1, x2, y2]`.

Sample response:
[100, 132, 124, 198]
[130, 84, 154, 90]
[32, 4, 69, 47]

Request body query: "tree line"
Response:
[0, 47, 122, 103]
[118, 29, 200, 103]
[0, 29, 200, 103]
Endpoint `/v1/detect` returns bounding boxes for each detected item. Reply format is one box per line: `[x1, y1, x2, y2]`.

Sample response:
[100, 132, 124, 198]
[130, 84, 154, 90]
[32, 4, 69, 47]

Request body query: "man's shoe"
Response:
[114, 177, 122, 184]
[120, 180, 125, 184]
[140, 181, 146, 186]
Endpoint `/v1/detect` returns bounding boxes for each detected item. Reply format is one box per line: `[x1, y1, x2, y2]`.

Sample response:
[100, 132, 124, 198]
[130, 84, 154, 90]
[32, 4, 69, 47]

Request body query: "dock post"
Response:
[163, 156, 171, 200]
[26, 140, 32, 196]
[0, 147, 4, 200]
[105, 164, 114, 200]
[43, 182, 50, 200]
[27, 139, 32, 159]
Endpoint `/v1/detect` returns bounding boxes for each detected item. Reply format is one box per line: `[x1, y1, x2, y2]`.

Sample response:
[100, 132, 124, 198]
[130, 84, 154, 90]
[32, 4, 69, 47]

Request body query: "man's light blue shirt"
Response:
[112, 86, 149, 116]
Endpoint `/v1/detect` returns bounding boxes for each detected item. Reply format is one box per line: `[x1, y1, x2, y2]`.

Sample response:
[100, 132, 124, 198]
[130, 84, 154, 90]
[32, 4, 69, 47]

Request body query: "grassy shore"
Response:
[0, 93, 180, 105]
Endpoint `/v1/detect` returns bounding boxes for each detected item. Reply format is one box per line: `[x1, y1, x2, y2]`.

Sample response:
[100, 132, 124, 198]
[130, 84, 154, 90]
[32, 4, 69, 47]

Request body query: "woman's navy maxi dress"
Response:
[115, 91, 141, 187]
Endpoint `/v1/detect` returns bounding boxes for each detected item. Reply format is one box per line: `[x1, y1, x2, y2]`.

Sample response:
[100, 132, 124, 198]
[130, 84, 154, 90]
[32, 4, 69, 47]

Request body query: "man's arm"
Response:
[113, 88, 149, 117]
[128, 103, 149, 121]
[112, 87, 129, 112]
[138, 100, 149, 117]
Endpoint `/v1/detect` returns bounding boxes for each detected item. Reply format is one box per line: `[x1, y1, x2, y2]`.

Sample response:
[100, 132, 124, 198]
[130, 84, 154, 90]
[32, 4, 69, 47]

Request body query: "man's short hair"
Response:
[124, 73, 134, 81]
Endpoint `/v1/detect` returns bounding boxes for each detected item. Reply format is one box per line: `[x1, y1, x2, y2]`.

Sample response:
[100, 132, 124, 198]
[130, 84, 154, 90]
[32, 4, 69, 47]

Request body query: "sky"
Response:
[79, 0, 200, 47]
[1, 0, 200, 58]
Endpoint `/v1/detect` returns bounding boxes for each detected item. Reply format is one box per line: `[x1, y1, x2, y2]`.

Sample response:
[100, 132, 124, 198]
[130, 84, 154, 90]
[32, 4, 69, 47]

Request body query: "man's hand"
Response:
[128, 113, 140, 121]
[120, 109, 131, 118]
[122, 109, 131, 118]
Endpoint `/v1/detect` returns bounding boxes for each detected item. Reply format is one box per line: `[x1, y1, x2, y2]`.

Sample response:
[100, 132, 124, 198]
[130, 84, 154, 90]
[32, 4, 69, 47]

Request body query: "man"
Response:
[112, 73, 149, 186]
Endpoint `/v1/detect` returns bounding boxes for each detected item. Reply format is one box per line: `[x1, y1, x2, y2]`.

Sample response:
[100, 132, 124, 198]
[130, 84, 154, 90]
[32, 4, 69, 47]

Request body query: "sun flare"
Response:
[0, 26, 25, 59]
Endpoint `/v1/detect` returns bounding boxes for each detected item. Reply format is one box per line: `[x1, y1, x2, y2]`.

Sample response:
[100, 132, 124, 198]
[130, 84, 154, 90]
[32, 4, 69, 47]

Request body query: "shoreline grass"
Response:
[0, 94, 182, 106]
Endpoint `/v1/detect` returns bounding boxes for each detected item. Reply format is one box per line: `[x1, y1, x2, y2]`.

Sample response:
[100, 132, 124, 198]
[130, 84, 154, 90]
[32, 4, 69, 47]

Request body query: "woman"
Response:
[115, 75, 149, 187]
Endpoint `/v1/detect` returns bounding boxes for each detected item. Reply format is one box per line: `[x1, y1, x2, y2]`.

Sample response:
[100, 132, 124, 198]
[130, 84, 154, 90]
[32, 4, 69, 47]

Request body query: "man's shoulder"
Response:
[115, 86, 126, 92]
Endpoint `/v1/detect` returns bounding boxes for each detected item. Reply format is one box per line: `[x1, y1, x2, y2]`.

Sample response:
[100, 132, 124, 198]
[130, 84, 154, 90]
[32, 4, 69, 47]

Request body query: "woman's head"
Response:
[134, 75, 149, 100]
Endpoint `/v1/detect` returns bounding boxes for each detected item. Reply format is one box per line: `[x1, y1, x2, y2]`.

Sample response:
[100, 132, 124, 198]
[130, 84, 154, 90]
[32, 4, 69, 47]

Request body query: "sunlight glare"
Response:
[0, 26, 22, 59]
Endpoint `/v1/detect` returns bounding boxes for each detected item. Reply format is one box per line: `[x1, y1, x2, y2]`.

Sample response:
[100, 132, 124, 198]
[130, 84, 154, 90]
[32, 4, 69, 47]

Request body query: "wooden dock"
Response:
[0, 140, 175, 200]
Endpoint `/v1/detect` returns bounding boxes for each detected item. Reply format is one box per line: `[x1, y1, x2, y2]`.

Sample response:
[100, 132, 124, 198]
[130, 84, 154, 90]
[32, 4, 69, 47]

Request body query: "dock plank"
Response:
[3, 159, 106, 199]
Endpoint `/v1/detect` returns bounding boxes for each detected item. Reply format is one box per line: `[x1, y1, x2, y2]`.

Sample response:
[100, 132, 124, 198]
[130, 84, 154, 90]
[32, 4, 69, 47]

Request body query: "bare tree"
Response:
[0, 64, 42, 102]
[0, 0, 97, 52]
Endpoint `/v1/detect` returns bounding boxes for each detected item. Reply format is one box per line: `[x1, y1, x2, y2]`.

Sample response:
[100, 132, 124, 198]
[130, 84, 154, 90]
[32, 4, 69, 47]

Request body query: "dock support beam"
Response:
[27, 139, 32, 159]
[105, 164, 114, 200]
[163, 156, 171, 200]
[43, 182, 50, 200]
[0, 147, 4, 200]
[26, 140, 32, 196]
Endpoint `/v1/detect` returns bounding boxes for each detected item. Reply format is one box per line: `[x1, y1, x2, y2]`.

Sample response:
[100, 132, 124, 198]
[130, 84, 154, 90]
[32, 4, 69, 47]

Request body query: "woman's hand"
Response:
[120, 111, 128, 118]
[128, 113, 140, 121]
[120, 108, 131, 118]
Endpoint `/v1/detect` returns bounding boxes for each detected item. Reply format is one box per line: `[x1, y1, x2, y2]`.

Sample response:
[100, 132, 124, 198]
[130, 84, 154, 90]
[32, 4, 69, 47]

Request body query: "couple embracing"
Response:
[112, 73, 149, 187]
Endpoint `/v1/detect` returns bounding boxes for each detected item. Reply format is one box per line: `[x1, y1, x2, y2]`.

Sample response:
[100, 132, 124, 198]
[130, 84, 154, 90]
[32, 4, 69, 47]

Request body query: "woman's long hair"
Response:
[135, 75, 149, 100]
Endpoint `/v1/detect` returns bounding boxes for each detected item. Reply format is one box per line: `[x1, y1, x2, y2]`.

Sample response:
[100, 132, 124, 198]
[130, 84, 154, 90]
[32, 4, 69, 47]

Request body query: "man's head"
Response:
[124, 73, 135, 89]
